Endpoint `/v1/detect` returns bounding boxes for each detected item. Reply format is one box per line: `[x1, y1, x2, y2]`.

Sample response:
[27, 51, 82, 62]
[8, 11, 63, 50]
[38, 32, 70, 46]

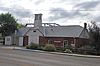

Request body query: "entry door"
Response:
[23, 36, 28, 46]
[63, 40, 68, 48]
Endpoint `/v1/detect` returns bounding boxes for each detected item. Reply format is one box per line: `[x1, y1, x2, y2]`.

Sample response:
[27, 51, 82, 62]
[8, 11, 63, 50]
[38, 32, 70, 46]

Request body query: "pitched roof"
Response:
[41, 25, 83, 37]
[17, 27, 30, 36]
[17, 25, 84, 37]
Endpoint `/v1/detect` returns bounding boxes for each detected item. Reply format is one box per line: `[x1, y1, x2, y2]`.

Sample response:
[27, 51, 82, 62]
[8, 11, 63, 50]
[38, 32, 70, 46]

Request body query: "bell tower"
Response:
[34, 14, 42, 28]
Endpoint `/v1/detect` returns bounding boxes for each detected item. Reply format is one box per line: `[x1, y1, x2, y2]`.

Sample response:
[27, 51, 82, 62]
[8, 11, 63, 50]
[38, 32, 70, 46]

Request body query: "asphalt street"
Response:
[0, 48, 100, 66]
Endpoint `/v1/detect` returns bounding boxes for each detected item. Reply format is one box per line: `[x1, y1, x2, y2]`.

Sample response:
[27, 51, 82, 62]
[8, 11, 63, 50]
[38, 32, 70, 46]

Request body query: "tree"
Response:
[0, 13, 17, 36]
[88, 21, 100, 51]
[16, 23, 25, 29]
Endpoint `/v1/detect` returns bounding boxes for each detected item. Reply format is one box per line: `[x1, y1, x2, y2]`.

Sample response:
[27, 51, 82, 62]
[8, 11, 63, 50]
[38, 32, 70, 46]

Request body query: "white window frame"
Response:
[63, 40, 68, 47]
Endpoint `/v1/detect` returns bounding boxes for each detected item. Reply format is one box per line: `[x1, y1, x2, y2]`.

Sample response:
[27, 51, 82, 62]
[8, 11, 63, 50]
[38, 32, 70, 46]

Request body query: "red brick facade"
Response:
[39, 36, 89, 48]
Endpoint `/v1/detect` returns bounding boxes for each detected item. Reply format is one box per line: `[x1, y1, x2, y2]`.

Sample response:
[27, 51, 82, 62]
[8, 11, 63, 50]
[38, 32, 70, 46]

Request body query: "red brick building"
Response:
[39, 24, 89, 48]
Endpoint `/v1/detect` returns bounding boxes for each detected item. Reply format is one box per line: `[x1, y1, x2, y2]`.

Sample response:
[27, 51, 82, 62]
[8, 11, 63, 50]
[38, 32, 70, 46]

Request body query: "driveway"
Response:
[0, 48, 100, 66]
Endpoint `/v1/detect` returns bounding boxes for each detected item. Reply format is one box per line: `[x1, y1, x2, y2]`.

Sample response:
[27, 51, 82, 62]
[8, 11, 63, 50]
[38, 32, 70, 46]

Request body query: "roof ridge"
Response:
[61, 25, 81, 27]
[60, 25, 83, 28]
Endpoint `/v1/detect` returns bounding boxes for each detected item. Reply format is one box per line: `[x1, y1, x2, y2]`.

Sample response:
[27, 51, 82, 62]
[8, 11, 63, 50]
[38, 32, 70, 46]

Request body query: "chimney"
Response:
[84, 23, 87, 29]
[34, 14, 42, 28]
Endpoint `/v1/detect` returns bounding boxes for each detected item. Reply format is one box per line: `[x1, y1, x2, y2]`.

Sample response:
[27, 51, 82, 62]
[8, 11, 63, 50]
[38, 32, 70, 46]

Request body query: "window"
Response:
[33, 30, 36, 32]
[35, 15, 38, 20]
[63, 40, 68, 48]
[48, 40, 53, 44]
[38, 15, 41, 20]
[7, 38, 10, 41]
[35, 15, 41, 20]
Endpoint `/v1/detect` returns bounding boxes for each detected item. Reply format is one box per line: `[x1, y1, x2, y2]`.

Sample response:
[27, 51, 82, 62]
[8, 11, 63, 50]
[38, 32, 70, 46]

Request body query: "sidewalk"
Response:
[0, 46, 100, 58]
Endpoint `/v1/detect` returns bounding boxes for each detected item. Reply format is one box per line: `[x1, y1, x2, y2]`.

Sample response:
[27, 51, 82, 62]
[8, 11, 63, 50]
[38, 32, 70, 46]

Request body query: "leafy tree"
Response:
[0, 13, 17, 36]
[88, 21, 100, 51]
[16, 23, 25, 29]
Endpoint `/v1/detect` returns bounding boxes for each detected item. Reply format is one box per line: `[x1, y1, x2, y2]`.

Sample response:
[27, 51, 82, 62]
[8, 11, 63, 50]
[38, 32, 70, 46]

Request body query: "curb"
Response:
[1, 46, 100, 58]
[15, 48, 100, 58]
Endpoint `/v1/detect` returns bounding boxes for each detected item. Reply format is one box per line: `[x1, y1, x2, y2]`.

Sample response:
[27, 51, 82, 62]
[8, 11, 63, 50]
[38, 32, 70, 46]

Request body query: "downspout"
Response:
[43, 24, 46, 36]
[14, 30, 17, 46]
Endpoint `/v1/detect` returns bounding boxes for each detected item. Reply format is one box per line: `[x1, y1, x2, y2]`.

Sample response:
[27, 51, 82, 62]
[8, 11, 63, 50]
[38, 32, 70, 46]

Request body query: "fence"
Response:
[0, 37, 4, 45]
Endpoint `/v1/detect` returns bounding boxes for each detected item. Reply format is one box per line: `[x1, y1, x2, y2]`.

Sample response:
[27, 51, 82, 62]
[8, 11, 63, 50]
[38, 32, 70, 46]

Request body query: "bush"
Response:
[56, 45, 74, 52]
[56, 47, 64, 52]
[44, 44, 56, 51]
[77, 45, 95, 54]
[26, 45, 30, 49]
[30, 43, 39, 49]
[64, 49, 72, 53]
[26, 43, 39, 50]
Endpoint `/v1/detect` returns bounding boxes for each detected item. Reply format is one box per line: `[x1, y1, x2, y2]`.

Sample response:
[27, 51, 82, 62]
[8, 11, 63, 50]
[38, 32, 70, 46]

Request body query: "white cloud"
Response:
[74, 1, 100, 10]
[0, 0, 100, 25]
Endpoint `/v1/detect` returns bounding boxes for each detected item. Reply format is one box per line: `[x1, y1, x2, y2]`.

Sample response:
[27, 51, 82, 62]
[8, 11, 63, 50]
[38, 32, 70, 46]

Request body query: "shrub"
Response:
[77, 45, 95, 54]
[44, 44, 56, 51]
[64, 49, 72, 53]
[26, 42, 39, 50]
[30, 43, 39, 49]
[26, 45, 30, 49]
[56, 47, 64, 52]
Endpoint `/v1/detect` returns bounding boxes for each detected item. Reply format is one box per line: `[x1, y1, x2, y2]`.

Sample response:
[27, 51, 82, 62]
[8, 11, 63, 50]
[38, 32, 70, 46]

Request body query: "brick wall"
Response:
[39, 36, 89, 48]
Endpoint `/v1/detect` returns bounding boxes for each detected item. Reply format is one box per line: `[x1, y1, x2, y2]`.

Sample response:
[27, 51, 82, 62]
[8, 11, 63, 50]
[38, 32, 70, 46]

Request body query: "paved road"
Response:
[0, 49, 100, 66]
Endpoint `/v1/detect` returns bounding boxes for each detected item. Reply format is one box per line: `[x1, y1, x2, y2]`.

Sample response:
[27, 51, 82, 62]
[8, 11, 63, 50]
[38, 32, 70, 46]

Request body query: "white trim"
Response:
[74, 38, 76, 45]
[63, 40, 68, 47]
[19, 37, 23, 46]
[5, 36, 12, 45]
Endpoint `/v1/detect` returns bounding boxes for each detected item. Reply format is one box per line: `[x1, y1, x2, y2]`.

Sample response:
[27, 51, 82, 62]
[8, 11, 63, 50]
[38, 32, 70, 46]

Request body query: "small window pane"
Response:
[7, 38, 10, 41]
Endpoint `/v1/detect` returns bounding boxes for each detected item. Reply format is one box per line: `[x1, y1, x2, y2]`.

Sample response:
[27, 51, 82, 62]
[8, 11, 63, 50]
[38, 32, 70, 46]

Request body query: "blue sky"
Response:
[0, 0, 100, 26]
